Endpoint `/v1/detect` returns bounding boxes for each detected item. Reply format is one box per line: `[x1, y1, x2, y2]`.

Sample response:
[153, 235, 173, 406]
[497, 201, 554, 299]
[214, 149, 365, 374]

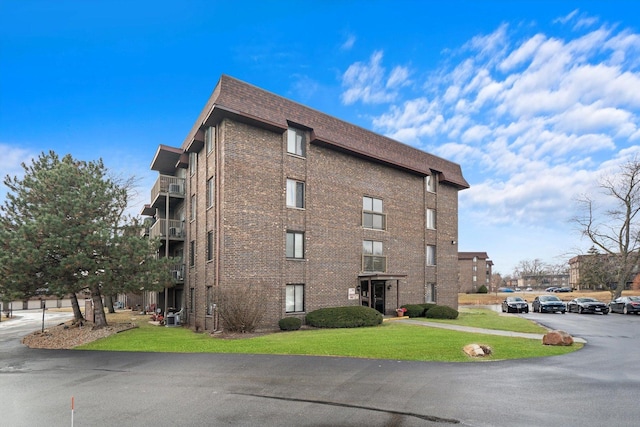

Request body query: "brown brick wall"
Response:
[186, 118, 462, 329]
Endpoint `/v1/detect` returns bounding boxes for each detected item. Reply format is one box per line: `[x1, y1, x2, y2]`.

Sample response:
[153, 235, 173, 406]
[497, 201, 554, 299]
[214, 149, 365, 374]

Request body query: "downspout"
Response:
[165, 189, 169, 316]
[214, 124, 222, 331]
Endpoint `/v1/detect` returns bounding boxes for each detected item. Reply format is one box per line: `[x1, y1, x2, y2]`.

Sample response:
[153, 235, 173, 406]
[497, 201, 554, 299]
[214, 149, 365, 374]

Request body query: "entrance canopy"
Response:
[358, 273, 407, 314]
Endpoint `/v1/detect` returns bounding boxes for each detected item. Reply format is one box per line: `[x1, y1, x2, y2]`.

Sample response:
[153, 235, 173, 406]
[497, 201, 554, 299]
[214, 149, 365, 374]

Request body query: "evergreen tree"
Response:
[0, 151, 171, 327]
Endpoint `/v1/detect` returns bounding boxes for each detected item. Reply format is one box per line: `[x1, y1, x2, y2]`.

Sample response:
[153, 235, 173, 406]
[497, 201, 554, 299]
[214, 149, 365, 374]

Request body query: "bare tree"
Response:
[574, 158, 640, 299]
[514, 259, 548, 287]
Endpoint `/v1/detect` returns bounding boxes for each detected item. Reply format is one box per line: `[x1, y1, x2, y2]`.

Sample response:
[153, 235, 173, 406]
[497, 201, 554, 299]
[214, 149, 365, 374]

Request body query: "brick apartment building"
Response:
[142, 75, 469, 330]
[458, 252, 492, 293]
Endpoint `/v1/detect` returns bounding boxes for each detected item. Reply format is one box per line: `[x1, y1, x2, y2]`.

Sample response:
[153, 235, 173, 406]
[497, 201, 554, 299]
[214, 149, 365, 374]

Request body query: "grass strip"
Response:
[77, 320, 580, 362]
[419, 308, 549, 334]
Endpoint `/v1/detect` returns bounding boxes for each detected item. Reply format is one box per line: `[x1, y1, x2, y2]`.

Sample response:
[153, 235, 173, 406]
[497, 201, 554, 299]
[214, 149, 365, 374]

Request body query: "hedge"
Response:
[305, 306, 383, 328]
[278, 317, 302, 331]
[425, 305, 459, 319]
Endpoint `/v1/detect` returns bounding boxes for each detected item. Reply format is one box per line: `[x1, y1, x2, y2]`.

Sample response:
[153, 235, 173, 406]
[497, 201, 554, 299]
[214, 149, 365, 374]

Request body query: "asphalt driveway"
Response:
[1, 309, 638, 426]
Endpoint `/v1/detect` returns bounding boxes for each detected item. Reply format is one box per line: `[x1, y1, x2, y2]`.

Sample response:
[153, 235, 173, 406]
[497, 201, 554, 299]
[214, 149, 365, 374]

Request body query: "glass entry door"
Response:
[373, 280, 386, 314]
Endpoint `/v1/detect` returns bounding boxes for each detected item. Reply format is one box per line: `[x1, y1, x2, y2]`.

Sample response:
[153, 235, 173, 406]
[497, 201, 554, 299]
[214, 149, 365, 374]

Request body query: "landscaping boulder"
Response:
[463, 343, 492, 357]
[542, 330, 574, 346]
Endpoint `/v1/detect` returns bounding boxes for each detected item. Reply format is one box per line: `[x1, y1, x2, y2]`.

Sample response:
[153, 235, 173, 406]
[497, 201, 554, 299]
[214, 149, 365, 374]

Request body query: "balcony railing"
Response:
[150, 175, 185, 207]
[171, 264, 185, 282]
[149, 219, 184, 240]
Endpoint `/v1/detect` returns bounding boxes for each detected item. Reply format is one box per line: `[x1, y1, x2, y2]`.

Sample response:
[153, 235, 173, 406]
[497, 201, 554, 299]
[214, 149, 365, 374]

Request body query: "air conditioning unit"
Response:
[168, 183, 182, 193]
[171, 270, 182, 280]
[169, 227, 179, 236]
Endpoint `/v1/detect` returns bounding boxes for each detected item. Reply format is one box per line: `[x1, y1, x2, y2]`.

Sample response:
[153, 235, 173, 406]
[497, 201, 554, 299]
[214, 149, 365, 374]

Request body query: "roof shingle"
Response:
[182, 75, 469, 189]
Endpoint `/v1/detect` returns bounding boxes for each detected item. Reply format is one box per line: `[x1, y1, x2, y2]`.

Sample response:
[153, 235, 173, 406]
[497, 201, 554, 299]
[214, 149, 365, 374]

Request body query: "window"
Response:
[287, 127, 306, 157]
[426, 208, 436, 229]
[206, 126, 215, 154]
[206, 286, 214, 315]
[425, 283, 436, 302]
[426, 245, 436, 266]
[286, 179, 305, 208]
[206, 231, 214, 261]
[206, 177, 214, 208]
[189, 241, 195, 267]
[190, 195, 196, 220]
[363, 196, 386, 230]
[363, 240, 386, 272]
[426, 174, 436, 192]
[286, 284, 305, 313]
[286, 231, 304, 259]
[189, 152, 197, 176]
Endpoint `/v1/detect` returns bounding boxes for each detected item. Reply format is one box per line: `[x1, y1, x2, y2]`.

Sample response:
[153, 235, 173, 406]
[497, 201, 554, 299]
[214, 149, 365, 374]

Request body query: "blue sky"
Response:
[2, 0, 640, 275]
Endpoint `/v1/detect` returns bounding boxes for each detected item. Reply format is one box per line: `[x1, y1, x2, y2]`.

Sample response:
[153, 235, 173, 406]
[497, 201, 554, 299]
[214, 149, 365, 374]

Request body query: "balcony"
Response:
[150, 219, 185, 241]
[171, 263, 185, 283]
[150, 175, 185, 209]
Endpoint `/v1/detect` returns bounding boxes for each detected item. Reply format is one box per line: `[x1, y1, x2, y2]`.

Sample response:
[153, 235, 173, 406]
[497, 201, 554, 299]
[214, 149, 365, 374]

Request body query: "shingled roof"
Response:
[182, 75, 469, 189]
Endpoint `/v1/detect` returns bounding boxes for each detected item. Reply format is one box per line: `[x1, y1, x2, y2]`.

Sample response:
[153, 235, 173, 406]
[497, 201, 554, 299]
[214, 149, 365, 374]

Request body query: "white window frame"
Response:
[425, 283, 436, 303]
[206, 286, 214, 316]
[363, 240, 386, 272]
[286, 284, 305, 313]
[287, 127, 306, 157]
[363, 196, 386, 230]
[206, 231, 214, 261]
[426, 208, 436, 230]
[206, 126, 215, 154]
[427, 245, 436, 266]
[206, 177, 214, 208]
[286, 231, 304, 259]
[426, 174, 436, 193]
[189, 152, 197, 176]
[286, 179, 305, 208]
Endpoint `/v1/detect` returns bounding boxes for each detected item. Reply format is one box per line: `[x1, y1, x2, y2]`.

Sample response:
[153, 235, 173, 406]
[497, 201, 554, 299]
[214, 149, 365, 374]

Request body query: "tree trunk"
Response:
[70, 293, 84, 322]
[91, 285, 108, 328]
[105, 295, 115, 314]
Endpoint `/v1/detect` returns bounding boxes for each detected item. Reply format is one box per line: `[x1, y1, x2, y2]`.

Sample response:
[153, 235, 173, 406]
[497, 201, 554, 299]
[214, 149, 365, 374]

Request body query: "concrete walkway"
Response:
[390, 317, 587, 344]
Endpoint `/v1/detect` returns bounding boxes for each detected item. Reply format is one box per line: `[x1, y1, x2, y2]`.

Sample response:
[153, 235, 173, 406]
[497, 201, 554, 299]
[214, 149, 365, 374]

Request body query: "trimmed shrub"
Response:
[477, 285, 488, 294]
[278, 317, 302, 331]
[425, 305, 459, 319]
[400, 304, 425, 318]
[306, 306, 382, 328]
[418, 303, 438, 316]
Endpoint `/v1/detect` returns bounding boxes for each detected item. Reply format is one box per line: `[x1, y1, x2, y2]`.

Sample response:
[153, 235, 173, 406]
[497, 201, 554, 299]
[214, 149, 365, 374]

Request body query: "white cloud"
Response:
[341, 34, 356, 51]
[340, 17, 640, 272]
[0, 143, 37, 205]
[341, 51, 411, 105]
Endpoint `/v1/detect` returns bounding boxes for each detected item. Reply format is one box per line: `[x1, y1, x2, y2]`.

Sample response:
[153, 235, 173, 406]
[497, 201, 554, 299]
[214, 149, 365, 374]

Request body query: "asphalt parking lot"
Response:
[1, 309, 639, 426]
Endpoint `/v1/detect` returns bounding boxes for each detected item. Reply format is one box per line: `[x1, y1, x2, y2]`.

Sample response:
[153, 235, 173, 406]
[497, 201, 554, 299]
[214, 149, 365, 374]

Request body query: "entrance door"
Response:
[373, 281, 386, 314]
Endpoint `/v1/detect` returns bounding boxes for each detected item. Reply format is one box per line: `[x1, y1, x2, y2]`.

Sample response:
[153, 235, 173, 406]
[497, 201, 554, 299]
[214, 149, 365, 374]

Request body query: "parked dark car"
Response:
[609, 296, 640, 314]
[545, 287, 559, 292]
[554, 287, 572, 293]
[567, 297, 609, 314]
[502, 296, 529, 313]
[532, 295, 566, 313]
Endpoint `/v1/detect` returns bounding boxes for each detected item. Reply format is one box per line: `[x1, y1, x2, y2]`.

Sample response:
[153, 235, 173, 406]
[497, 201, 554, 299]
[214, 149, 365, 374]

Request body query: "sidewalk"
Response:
[395, 318, 587, 344]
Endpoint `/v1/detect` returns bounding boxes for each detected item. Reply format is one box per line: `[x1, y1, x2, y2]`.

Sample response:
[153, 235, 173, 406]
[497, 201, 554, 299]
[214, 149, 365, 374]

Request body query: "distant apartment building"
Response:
[569, 254, 639, 290]
[458, 252, 492, 293]
[518, 273, 569, 290]
[142, 75, 469, 330]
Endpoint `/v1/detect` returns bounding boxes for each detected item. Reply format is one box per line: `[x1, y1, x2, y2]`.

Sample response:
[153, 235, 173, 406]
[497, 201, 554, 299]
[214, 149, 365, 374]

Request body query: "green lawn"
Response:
[77, 309, 580, 362]
[418, 307, 549, 334]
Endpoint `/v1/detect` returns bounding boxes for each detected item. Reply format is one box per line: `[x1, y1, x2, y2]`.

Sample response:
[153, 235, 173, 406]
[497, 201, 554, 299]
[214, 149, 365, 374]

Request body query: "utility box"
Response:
[165, 312, 176, 327]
